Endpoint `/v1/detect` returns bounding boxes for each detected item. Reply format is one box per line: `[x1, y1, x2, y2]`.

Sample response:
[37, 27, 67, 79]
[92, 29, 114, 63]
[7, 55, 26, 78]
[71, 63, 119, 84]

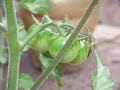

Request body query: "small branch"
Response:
[30, 0, 99, 89]
[21, 22, 64, 50]
[0, 28, 2, 90]
[0, 0, 2, 21]
[0, 1, 3, 90]
[0, 65, 3, 90]
[21, 25, 44, 50]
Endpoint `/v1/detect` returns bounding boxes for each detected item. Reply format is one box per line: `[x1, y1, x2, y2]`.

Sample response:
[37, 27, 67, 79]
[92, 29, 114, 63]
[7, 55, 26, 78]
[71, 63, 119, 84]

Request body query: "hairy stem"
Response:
[0, 28, 2, 90]
[0, 0, 3, 89]
[4, 0, 21, 90]
[0, 0, 2, 20]
[0, 65, 2, 90]
[0, 31, 3, 90]
[30, 0, 99, 89]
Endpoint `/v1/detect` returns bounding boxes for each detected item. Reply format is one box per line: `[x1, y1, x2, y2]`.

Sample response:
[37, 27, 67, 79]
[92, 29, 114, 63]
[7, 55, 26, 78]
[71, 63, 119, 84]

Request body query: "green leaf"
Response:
[18, 73, 34, 90]
[39, 53, 63, 90]
[0, 50, 7, 64]
[92, 49, 114, 90]
[17, 21, 30, 52]
[18, 0, 51, 14]
[40, 52, 63, 78]
[17, 21, 27, 41]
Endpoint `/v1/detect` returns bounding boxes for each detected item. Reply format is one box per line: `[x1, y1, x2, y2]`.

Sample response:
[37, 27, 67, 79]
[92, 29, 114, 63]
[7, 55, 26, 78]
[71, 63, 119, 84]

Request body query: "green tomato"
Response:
[28, 24, 53, 52]
[70, 40, 89, 65]
[48, 36, 80, 63]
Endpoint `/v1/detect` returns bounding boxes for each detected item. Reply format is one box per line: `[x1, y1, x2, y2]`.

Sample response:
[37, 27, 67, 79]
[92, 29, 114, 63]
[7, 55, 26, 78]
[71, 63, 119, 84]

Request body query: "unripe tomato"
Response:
[70, 40, 89, 65]
[28, 24, 53, 52]
[48, 36, 80, 63]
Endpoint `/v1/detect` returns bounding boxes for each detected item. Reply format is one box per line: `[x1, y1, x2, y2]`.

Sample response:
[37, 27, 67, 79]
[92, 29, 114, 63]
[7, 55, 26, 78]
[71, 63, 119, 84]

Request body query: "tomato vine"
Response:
[0, 0, 114, 90]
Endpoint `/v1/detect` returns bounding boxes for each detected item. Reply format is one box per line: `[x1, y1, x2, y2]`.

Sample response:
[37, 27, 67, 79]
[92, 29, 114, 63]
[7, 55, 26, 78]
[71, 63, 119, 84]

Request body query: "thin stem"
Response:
[31, 14, 41, 25]
[21, 22, 64, 50]
[0, 0, 3, 90]
[21, 25, 44, 50]
[90, 45, 102, 68]
[0, 65, 3, 90]
[30, 0, 99, 89]
[59, 24, 74, 30]
[76, 36, 89, 41]
[0, 31, 2, 90]
[56, 77, 63, 90]
[0, 0, 2, 21]
[4, 0, 21, 90]
[0, 35, 2, 90]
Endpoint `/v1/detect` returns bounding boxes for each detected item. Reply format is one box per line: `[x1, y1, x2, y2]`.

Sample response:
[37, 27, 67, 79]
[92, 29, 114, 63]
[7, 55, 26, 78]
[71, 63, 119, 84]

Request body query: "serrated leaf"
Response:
[18, 73, 34, 90]
[92, 49, 114, 90]
[18, 0, 51, 14]
[0, 50, 7, 64]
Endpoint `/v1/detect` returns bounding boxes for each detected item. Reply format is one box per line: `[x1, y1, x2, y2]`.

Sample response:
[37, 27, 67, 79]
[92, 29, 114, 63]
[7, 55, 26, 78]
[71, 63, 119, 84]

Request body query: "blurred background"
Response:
[1, 0, 120, 90]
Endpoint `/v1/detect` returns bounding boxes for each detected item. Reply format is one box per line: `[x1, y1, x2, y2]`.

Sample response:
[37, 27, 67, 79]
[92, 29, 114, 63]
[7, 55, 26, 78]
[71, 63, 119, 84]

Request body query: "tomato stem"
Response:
[77, 36, 89, 41]
[4, 0, 21, 90]
[29, 0, 99, 89]
[21, 21, 65, 50]
[42, 15, 52, 23]
[31, 14, 41, 25]
[0, 1, 3, 89]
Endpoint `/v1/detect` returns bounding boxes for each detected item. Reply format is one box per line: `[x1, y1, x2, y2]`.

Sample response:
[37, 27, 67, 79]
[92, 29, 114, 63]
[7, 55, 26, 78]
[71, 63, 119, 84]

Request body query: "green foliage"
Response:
[0, 50, 7, 64]
[17, 21, 30, 52]
[18, 73, 34, 90]
[39, 52, 63, 89]
[18, 0, 51, 14]
[92, 50, 114, 90]
[39, 52, 63, 78]
[4, 0, 114, 90]
[17, 21, 27, 41]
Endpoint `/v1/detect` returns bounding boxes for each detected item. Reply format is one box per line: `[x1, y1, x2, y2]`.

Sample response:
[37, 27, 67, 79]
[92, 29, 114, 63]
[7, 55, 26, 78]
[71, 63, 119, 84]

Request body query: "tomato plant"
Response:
[28, 24, 53, 52]
[70, 40, 89, 65]
[48, 36, 80, 63]
[0, 0, 114, 90]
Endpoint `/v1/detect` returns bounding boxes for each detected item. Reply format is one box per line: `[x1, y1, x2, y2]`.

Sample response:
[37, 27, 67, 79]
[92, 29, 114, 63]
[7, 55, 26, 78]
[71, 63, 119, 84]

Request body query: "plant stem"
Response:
[0, 31, 3, 90]
[4, 0, 21, 90]
[0, 0, 3, 89]
[0, 0, 2, 21]
[21, 21, 63, 50]
[30, 0, 99, 89]
[0, 64, 3, 90]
